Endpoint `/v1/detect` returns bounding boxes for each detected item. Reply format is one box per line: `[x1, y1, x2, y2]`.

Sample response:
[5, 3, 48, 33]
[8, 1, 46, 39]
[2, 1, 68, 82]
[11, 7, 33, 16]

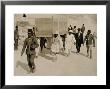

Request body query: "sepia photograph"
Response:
[4, 3, 106, 85]
[0, 0, 108, 87]
[14, 14, 97, 76]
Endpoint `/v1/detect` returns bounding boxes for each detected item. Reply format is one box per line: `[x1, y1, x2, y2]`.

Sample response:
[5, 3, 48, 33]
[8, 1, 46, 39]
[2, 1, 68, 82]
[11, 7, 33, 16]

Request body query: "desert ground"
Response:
[14, 40, 97, 76]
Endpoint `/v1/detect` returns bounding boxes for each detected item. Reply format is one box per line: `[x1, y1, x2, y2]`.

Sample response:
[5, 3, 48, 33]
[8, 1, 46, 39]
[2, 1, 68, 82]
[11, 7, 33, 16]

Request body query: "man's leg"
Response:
[30, 54, 36, 73]
[78, 46, 80, 53]
[16, 39, 18, 49]
[40, 45, 43, 52]
[76, 43, 79, 53]
[86, 45, 89, 57]
[15, 39, 18, 50]
[79, 43, 82, 53]
[44, 42, 46, 48]
[27, 54, 32, 72]
[90, 45, 92, 59]
[77, 43, 80, 53]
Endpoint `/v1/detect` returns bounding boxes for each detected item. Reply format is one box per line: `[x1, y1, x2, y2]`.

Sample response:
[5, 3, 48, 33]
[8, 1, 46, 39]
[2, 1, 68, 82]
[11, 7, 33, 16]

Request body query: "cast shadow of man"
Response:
[71, 50, 89, 59]
[79, 52, 90, 59]
[38, 48, 54, 61]
[39, 52, 53, 61]
[16, 60, 29, 73]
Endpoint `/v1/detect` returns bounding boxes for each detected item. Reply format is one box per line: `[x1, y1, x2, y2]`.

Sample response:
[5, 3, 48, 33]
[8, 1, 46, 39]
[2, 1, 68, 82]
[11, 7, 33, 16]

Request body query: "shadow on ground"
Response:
[16, 60, 29, 72]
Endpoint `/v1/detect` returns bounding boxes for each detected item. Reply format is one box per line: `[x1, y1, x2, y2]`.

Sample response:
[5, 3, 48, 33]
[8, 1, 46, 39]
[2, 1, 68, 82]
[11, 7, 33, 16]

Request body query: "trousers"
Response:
[27, 54, 35, 69]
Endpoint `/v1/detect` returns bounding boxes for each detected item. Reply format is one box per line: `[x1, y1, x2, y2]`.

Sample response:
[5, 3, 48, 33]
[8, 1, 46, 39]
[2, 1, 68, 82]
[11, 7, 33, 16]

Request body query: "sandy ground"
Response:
[14, 40, 97, 76]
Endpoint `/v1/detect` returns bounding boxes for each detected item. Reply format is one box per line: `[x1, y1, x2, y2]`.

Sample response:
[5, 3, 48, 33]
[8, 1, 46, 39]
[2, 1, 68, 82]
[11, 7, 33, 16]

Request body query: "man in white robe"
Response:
[65, 30, 76, 56]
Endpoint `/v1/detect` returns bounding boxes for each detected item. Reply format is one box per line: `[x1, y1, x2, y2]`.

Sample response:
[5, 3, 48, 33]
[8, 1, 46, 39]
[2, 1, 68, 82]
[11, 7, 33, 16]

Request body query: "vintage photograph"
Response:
[14, 14, 97, 76]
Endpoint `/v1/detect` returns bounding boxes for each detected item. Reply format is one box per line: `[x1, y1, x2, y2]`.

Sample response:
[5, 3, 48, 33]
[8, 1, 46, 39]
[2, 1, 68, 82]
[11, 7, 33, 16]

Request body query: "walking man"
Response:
[65, 30, 76, 56]
[40, 37, 47, 52]
[21, 29, 39, 73]
[81, 24, 85, 34]
[75, 28, 83, 53]
[84, 30, 95, 59]
[14, 26, 19, 50]
[81, 24, 85, 44]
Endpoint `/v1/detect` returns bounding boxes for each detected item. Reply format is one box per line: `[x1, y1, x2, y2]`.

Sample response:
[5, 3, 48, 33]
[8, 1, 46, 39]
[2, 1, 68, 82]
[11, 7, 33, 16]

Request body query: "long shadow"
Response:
[16, 60, 29, 72]
[59, 52, 66, 56]
[39, 53, 53, 61]
[45, 49, 52, 54]
[40, 48, 51, 54]
[71, 50, 77, 54]
[71, 50, 90, 59]
[79, 52, 89, 58]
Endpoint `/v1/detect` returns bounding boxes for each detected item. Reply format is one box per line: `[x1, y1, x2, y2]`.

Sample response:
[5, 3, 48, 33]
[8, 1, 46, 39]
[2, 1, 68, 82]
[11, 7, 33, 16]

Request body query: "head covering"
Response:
[54, 30, 59, 34]
[88, 30, 91, 33]
[16, 26, 18, 29]
[23, 14, 26, 17]
[77, 28, 81, 31]
[33, 27, 35, 29]
[74, 26, 76, 28]
[68, 30, 73, 33]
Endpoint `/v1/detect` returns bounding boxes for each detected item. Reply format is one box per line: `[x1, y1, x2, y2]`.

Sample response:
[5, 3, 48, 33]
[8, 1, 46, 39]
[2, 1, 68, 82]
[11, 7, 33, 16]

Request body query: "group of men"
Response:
[14, 24, 96, 73]
[67, 24, 95, 59]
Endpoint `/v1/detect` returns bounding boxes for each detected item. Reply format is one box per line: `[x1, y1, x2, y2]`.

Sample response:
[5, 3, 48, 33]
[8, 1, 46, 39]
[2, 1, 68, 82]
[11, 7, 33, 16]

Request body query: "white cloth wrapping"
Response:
[59, 37, 63, 49]
[51, 36, 60, 53]
[65, 34, 75, 54]
[36, 38, 40, 56]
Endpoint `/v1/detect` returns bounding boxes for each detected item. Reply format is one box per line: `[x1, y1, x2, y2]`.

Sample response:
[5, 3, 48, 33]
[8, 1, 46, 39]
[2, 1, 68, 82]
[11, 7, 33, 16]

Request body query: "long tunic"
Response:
[65, 34, 75, 53]
[59, 37, 63, 49]
[51, 36, 60, 53]
[36, 38, 40, 56]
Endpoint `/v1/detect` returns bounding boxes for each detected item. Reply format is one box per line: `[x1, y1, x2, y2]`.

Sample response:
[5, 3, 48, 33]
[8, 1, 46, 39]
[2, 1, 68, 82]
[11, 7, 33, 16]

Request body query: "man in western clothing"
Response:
[21, 29, 39, 73]
[84, 30, 95, 59]
[75, 28, 83, 53]
[40, 37, 47, 52]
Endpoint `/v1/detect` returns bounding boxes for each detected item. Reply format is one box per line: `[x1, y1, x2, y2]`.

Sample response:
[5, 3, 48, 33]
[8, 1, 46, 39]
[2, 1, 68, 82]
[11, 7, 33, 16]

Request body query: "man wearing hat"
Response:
[51, 30, 60, 61]
[68, 25, 73, 31]
[81, 24, 85, 43]
[65, 30, 75, 56]
[84, 30, 95, 59]
[21, 28, 39, 73]
[75, 28, 83, 53]
[81, 24, 85, 34]
[14, 26, 19, 50]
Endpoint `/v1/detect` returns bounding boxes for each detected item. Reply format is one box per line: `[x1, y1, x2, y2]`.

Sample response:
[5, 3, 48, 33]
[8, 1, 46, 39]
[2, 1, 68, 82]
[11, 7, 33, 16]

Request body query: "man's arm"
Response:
[93, 35, 95, 47]
[33, 38, 39, 48]
[81, 33, 84, 44]
[72, 35, 76, 45]
[21, 39, 27, 56]
[83, 35, 87, 45]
